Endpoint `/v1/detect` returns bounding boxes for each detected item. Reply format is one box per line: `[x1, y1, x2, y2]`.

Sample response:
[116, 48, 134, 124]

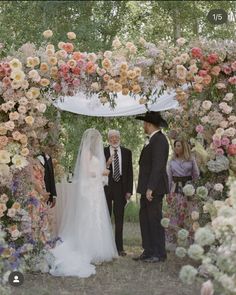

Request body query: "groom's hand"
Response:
[125, 193, 131, 201]
[146, 189, 153, 202]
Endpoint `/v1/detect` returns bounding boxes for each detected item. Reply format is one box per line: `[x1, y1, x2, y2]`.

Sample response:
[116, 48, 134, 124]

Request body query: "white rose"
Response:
[223, 93, 234, 101]
[175, 247, 187, 258]
[188, 244, 204, 260]
[202, 100, 212, 111]
[214, 183, 224, 192]
[194, 227, 215, 246]
[183, 184, 195, 196]
[179, 265, 198, 285]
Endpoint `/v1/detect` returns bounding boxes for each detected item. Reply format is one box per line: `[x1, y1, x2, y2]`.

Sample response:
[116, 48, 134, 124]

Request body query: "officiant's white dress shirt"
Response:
[109, 146, 122, 175]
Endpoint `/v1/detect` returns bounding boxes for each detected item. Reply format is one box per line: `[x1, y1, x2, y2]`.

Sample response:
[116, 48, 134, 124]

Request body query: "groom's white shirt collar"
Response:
[109, 145, 122, 175]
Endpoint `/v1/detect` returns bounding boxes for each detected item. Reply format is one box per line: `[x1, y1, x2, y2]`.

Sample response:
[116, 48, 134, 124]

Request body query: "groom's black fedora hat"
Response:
[135, 111, 168, 128]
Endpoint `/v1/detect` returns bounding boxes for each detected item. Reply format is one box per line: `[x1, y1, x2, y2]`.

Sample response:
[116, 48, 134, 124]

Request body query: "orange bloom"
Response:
[62, 42, 74, 53]
[86, 61, 96, 74]
[203, 75, 212, 85]
[73, 51, 82, 61]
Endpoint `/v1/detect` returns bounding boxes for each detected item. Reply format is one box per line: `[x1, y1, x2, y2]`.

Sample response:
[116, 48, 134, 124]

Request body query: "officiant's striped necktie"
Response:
[113, 148, 121, 182]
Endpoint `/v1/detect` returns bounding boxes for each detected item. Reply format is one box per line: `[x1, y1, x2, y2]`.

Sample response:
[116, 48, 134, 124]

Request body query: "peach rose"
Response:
[25, 116, 35, 126]
[43, 30, 53, 38]
[67, 32, 76, 40]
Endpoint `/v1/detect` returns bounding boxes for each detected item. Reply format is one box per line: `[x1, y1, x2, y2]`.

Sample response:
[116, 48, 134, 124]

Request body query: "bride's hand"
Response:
[102, 169, 110, 176]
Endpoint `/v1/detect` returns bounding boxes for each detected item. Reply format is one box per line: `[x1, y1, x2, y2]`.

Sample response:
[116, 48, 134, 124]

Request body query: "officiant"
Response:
[36, 142, 57, 208]
[104, 130, 133, 256]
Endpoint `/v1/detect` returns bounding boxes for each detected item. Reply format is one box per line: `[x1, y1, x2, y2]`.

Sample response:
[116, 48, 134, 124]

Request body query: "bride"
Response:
[49, 129, 118, 277]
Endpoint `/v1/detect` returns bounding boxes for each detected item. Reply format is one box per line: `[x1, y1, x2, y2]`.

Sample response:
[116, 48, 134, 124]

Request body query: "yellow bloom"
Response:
[120, 62, 128, 72]
[0, 150, 11, 164]
[25, 116, 35, 126]
[33, 57, 40, 66]
[40, 78, 50, 87]
[26, 87, 40, 99]
[48, 56, 58, 66]
[40, 62, 49, 73]
[9, 58, 22, 70]
[26, 57, 35, 68]
[132, 84, 141, 94]
[43, 30, 53, 38]
[120, 70, 128, 79]
[114, 83, 122, 93]
[10, 70, 25, 82]
[122, 88, 129, 96]
[12, 202, 21, 210]
[127, 70, 136, 80]
[12, 155, 28, 169]
[50, 66, 58, 76]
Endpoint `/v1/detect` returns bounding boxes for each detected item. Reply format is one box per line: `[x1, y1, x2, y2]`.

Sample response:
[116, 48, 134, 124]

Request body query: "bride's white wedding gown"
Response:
[49, 131, 118, 278]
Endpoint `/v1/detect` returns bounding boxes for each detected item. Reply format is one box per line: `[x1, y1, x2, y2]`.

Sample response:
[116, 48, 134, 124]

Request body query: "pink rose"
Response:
[191, 47, 202, 59]
[196, 125, 204, 133]
[231, 61, 236, 71]
[211, 66, 221, 76]
[221, 137, 230, 146]
[228, 76, 236, 85]
[228, 144, 236, 156]
[207, 53, 218, 64]
[222, 65, 232, 75]
[72, 79, 80, 87]
[213, 139, 222, 148]
[53, 83, 62, 93]
[198, 70, 208, 77]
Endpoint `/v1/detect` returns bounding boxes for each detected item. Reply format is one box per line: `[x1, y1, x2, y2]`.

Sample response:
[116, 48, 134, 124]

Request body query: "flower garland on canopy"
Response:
[0, 30, 235, 293]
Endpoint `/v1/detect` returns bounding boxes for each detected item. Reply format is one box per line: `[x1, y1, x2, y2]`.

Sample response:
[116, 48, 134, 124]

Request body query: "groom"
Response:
[104, 130, 133, 256]
[134, 111, 169, 263]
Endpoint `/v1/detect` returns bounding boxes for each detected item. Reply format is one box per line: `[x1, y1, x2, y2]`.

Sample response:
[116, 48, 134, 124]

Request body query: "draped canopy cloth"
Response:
[54, 84, 187, 117]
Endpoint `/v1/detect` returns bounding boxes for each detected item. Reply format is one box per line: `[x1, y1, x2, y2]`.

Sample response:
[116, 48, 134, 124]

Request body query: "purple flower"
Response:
[27, 197, 40, 207]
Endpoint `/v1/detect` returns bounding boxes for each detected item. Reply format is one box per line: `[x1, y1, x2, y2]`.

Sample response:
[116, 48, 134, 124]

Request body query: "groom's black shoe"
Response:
[143, 256, 167, 263]
[132, 252, 151, 261]
[118, 251, 127, 257]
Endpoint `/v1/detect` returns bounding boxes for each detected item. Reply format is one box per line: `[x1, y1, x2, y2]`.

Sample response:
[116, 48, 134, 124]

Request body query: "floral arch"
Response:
[0, 30, 236, 293]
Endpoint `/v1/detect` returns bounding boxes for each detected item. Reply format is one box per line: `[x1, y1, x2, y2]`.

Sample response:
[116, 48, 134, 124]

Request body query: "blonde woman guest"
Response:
[166, 139, 200, 245]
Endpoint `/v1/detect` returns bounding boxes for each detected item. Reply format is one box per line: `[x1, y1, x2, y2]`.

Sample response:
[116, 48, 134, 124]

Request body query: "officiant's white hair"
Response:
[108, 129, 120, 138]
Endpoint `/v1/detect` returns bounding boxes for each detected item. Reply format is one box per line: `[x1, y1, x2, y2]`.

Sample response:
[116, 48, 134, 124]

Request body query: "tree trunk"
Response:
[172, 6, 181, 43]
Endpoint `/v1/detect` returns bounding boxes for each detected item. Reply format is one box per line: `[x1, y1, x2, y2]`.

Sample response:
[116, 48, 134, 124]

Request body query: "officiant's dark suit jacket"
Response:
[104, 146, 133, 199]
[137, 131, 169, 197]
[41, 153, 57, 203]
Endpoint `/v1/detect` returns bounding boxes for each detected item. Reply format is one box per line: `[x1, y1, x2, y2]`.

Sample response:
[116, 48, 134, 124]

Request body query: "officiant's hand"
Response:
[146, 189, 153, 202]
[48, 198, 56, 208]
[106, 156, 113, 167]
[102, 169, 110, 176]
[41, 191, 50, 202]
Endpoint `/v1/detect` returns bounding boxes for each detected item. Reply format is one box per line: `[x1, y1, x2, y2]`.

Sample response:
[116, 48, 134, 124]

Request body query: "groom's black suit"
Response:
[104, 146, 133, 252]
[137, 131, 169, 259]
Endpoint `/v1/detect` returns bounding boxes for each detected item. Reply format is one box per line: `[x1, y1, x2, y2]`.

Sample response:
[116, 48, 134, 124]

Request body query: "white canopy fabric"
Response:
[54, 85, 184, 117]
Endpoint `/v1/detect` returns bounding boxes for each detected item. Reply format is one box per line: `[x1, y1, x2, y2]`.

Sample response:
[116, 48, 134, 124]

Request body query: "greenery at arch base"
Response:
[0, 30, 236, 294]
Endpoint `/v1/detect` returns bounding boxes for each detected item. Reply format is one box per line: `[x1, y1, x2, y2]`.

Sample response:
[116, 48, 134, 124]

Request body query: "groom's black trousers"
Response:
[140, 195, 166, 258]
[105, 177, 126, 252]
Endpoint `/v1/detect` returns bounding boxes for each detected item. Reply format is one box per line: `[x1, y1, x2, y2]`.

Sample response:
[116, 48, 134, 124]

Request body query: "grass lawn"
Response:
[10, 223, 200, 295]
